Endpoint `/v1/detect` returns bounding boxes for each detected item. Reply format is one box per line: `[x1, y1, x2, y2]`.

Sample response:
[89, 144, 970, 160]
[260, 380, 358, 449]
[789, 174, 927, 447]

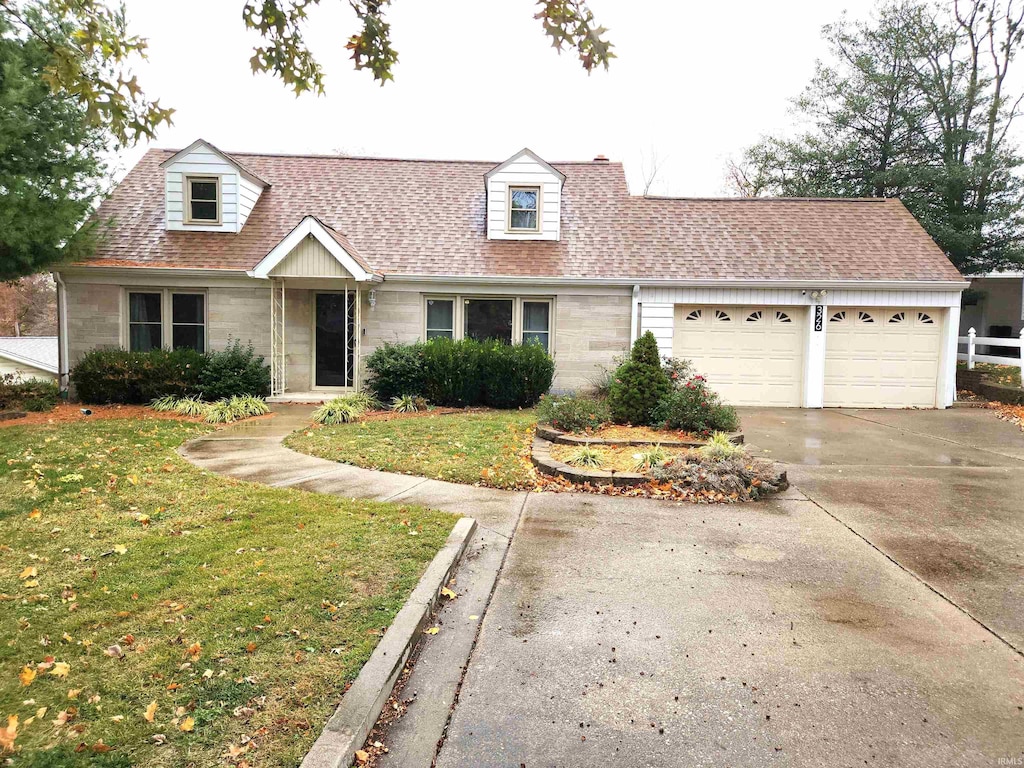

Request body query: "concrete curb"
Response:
[300, 516, 478, 768]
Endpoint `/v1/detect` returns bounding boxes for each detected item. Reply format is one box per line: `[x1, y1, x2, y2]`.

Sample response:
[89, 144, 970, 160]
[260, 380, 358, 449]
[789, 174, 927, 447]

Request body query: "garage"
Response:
[824, 307, 942, 408]
[672, 305, 805, 406]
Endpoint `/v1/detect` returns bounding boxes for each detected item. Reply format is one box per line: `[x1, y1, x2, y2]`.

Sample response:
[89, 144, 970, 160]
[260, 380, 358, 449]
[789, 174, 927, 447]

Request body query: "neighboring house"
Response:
[0, 336, 58, 383]
[959, 271, 1024, 358]
[55, 139, 967, 409]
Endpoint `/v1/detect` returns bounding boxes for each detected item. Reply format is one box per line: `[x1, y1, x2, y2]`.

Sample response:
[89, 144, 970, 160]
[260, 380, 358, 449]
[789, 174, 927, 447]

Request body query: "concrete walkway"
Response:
[182, 406, 1024, 768]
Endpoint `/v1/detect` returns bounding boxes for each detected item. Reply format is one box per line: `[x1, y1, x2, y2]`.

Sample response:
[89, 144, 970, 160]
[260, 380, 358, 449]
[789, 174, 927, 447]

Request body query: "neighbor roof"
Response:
[78, 148, 964, 283]
[0, 337, 58, 374]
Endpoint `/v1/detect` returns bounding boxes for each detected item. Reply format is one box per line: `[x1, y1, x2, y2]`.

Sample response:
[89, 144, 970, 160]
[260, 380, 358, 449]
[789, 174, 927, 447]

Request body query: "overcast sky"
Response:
[119, 0, 881, 196]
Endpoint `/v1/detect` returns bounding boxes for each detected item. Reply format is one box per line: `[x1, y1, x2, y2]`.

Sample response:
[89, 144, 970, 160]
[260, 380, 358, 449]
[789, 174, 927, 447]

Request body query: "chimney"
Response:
[593, 154, 609, 163]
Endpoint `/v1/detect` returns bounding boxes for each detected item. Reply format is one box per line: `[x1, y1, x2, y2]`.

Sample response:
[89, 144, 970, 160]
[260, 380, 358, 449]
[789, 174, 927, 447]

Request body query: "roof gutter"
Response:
[380, 274, 970, 291]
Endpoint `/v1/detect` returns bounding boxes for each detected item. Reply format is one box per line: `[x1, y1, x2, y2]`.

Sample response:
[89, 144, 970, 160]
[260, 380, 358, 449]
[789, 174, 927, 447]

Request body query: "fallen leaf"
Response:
[0, 715, 18, 754]
[152, 733, 167, 745]
[92, 740, 112, 753]
[424, 627, 439, 635]
[185, 642, 201, 660]
[144, 701, 158, 723]
[179, 716, 195, 732]
[354, 749, 370, 764]
[113, 545, 127, 555]
[19, 665, 36, 687]
[19, 566, 37, 580]
[245, 642, 257, 654]
[440, 587, 457, 600]
[67, 689, 81, 699]
[104, 644, 124, 660]
[49, 661, 70, 679]
[28, 509, 41, 520]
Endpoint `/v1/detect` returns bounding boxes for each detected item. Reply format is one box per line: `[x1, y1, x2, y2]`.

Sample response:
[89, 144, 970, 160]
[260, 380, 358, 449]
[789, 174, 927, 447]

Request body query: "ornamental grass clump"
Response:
[565, 444, 605, 468]
[312, 394, 373, 425]
[630, 444, 669, 472]
[607, 332, 671, 426]
[203, 399, 239, 424]
[149, 394, 179, 412]
[228, 394, 270, 417]
[172, 395, 210, 418]
[699, 431, 746, 462]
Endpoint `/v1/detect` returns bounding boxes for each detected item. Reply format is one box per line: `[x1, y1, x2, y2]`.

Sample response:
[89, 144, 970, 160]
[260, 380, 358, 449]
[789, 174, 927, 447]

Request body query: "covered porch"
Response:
[249, 216, 382, 400]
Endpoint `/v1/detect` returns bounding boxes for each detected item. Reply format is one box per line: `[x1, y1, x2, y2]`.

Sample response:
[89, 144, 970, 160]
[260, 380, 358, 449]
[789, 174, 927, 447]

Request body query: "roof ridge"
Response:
[640, 195, 891, 203]
[150, 147, 622, 166]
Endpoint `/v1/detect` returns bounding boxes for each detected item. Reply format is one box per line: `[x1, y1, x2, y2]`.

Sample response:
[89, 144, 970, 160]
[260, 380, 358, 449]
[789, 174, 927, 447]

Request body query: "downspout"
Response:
[53, 271, 70, 394]
[630, 284, 640, 343]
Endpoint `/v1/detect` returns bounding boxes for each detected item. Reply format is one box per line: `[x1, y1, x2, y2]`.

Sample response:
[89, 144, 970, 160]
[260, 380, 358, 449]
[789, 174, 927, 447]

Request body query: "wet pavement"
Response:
[181, 405, 1024, 767]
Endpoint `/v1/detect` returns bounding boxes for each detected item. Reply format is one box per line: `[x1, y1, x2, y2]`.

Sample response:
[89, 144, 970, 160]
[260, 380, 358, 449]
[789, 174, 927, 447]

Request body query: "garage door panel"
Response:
[824, 307, 941, 408]
[673, 305, 804, 407]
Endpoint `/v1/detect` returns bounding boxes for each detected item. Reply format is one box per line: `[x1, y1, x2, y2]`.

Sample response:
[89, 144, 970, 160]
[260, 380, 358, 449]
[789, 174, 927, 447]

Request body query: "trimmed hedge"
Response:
[71, 342, 270, 404]
[366, 337, 554, 408]
[0, 375, 60, 412]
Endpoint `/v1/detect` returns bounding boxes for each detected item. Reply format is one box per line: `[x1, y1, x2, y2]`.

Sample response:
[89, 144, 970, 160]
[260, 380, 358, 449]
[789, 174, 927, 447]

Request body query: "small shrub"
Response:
[0, 375, 59, 412]
[662, 356, 694, 389]
[651, 456, 786, 501]
[565, 445, 605, 468]
[149, 394, 179, 412]
[199, 340, 271, 400]
[312, 394, 371, 425]
[630, 444, 669, 472]
[536, 394, 610, 433]
[607, 332, 672, 426]
[390, 394, 418, 412]
[71, 347, 204, 404]
[366, 341, 426, 401]
[651, 376, 739, 435]
[228, 394, 270, 417]
[173, 395, 209, 417]
[699, 432, 746, 462]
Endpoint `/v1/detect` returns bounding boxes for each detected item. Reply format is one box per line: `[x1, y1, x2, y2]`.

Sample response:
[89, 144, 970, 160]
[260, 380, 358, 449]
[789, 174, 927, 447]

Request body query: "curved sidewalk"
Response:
[179, 404, 526, 541]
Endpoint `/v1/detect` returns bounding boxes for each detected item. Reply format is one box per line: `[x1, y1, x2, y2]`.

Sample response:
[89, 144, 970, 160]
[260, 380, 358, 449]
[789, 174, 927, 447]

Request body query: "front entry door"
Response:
[315, 292, 356, 388]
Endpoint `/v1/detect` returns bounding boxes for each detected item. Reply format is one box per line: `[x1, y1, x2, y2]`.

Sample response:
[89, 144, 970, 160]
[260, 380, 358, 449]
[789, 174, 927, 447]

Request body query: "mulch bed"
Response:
[0, 403, 276, 429]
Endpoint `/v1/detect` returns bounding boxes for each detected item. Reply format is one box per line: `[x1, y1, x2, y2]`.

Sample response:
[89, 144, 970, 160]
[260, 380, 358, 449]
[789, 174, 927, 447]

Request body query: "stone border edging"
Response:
[956, 368, 1024, 406]
[300, 516, 478, 768]
[0, 411, 27, 422]
[535, 424, 744, 448]
[531, 437, 649, 487]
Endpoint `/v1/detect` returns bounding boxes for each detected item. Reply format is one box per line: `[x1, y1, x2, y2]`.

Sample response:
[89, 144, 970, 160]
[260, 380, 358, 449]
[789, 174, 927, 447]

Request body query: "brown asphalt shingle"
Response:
[79, 148, 963, 282]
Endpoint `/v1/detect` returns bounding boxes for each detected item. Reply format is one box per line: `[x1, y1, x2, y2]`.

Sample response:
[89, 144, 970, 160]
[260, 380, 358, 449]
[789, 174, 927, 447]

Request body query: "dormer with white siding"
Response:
[159, 139, 269, 233]
[485, 148, 564, 241]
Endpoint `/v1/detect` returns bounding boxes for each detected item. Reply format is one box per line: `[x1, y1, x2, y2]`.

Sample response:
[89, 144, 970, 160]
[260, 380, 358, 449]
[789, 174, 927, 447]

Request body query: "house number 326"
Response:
[814, 305, 824, 332]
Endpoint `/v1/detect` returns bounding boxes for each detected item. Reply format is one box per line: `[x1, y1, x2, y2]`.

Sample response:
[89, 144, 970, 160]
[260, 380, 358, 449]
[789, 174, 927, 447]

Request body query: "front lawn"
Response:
[957, 361, 1022, 388]
[286, 409, 537, 489]
[0, 419, 454, 767]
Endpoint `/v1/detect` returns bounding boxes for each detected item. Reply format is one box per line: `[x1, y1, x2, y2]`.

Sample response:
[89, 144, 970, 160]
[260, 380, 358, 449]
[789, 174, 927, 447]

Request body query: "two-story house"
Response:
[56, 139, 967, 408]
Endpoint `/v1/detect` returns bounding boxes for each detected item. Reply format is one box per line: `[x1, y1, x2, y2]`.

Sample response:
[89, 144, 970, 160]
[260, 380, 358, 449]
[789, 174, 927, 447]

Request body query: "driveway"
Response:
[434, 407, 1024, 767]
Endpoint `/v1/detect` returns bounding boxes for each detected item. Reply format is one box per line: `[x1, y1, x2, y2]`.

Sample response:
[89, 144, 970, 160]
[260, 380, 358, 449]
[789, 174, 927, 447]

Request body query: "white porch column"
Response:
[938, 304, 961, 407]
[803, 303, 826, 408]
[639, 302, 674, 359]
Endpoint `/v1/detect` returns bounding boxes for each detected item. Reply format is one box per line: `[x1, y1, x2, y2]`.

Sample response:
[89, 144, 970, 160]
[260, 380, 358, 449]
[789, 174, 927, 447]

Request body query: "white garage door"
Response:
[672, 306, 805, 406]
[824, 308, 941, 408]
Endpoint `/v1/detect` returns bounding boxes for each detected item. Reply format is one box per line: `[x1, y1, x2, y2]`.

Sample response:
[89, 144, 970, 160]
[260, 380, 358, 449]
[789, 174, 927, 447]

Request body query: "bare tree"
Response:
[723, 157, 768, 197]
[0, 275, 57, 336]
[640, 146, 666, 196]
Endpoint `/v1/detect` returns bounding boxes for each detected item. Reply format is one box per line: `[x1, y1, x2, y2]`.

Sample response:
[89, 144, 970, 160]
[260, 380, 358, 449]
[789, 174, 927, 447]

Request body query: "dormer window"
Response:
[507, 186, 541, 232]
[185, 176, 220, 224]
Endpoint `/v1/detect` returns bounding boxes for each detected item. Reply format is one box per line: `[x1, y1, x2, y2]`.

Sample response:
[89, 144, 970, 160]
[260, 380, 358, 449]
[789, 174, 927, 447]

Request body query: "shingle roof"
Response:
[0, 337, 58, 373]
[79, 148, 963, 283]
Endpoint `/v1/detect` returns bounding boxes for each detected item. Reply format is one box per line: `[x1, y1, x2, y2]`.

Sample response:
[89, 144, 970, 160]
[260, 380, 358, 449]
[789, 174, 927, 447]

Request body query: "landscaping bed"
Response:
[536, 422, 743, 447]
[0, 417, 454, 767]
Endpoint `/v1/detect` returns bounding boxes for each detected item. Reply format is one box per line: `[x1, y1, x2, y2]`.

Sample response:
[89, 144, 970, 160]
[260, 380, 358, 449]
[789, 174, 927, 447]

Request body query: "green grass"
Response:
[957, 361, 1022, 388]
[0, 419, 454, 767]
[286, 410, 537, 489]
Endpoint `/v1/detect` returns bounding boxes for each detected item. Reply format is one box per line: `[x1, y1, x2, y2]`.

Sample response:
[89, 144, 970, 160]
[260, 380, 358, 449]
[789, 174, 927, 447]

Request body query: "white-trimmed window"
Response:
[425, 298, 455, 339]
[127, 290, 206, 353]
[522, 301, 551, 351]
[422, 296, 553, 349]
[507, 186, 540, 232]
[185, 176, 220, 224]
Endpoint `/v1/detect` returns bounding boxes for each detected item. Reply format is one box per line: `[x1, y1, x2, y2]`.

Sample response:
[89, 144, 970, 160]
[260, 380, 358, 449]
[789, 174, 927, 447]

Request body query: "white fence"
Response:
[957, 327, 1024, 370]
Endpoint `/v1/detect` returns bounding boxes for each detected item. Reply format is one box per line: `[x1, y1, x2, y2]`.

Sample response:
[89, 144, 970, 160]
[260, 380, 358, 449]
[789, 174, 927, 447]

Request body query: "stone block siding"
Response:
[207, 286, 272, 359]
[283, 289, 312, 391]
[65, 282, 120, 364]
[358, 288, 421, 383]
[553, 294, 631, 392]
